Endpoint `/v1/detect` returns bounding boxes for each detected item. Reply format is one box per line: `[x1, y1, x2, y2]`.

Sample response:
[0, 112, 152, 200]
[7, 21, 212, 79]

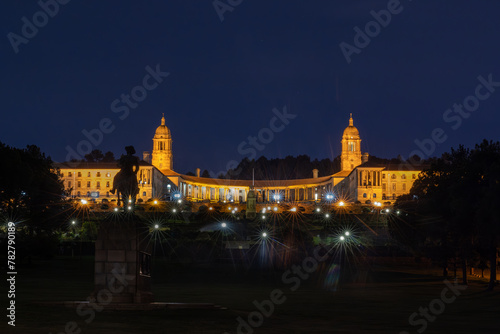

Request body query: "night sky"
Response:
[1, 1, 500, 175]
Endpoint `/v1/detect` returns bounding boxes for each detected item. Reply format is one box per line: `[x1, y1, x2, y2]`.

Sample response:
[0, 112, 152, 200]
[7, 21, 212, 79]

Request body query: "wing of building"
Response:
[55, 114, 427, 204]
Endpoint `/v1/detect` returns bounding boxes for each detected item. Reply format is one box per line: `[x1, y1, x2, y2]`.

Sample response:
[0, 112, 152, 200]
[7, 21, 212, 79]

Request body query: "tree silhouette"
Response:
[102, 151, 116, 162]
[394, 140, 500, 289]
[84, 149, 104, 162]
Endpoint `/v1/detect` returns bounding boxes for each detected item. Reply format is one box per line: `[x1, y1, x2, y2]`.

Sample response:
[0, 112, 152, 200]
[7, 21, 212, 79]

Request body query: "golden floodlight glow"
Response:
[338, 201, 344, 206]
[80, 199, 88, 205]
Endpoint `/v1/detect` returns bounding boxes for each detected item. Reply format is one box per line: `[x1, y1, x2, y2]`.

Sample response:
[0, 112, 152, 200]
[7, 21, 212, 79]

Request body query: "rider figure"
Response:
[110, 146, 140, 206]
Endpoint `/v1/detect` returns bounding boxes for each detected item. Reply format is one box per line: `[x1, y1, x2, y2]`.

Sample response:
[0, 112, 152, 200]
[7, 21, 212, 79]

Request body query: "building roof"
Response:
[342, 114, 360, 138]
[154, 115, 171, 138]
[54, 160, 153, 170]
[177, 174, 335, 188]
[357, 161, 429, 171]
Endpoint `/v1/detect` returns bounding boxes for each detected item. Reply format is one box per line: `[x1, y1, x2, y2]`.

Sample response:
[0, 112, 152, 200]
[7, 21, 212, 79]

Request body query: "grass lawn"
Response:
[2, 256, 500, 334]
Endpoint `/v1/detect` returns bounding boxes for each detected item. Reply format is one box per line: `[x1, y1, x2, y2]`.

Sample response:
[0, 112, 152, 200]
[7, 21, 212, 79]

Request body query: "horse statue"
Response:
[110, 146, 140, 207]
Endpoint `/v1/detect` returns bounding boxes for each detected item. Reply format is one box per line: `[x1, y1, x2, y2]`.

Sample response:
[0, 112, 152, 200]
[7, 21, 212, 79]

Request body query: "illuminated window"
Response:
[382, 174, 386, 179]
[87, 172, 91, 177]
[382, 183, 386, 191]
[97, 172, 101, 177]
[401, 174, 406, 180]
[96, 182, 100, 188]
[78, 172, 82, 177]
[87, 181, 91, 188]
[68, 172, 72, 177]
[143, 191, 146, 197]
[391, 174, 396, 179]
[106, 181, 110, 188]
[77, 181, 81, 188]
[392, 184, 396, 191]
[373, 193, 376, 198]
[402, 183, 406, 191]
[68, 181, 72, 188]
[363, 193, 367, 198]
[349, 142, 355, 151]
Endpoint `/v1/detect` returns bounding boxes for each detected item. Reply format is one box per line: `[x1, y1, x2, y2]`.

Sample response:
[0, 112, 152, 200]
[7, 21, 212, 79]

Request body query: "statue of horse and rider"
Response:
[110, 146, 140, 207]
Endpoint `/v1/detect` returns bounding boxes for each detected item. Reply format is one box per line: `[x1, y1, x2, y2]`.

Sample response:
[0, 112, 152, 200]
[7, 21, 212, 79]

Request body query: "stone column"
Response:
[94, 217, 153, 305]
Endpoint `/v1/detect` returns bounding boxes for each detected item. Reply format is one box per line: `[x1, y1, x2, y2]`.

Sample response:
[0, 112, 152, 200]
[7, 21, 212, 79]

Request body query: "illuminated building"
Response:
[56, 114, 425, 204]
[55, 161, 169, 201]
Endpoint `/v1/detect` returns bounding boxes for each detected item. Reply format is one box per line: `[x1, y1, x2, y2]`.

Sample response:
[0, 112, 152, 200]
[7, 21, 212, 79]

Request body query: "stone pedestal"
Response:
[94, 217, 153, 304]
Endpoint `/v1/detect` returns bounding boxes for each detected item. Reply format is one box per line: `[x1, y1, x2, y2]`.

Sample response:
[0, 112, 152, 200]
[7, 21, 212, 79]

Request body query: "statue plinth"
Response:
[93, 217, 153, 304]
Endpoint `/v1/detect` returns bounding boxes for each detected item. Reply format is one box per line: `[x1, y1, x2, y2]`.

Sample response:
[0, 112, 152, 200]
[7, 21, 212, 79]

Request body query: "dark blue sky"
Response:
[1, 1, 500, 174]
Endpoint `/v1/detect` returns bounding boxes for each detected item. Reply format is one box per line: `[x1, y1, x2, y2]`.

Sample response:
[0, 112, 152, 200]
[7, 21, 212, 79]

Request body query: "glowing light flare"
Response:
[154, 224, 159, 229]
[338, 201, 344, 207]
[221, 222, 227, 228]
[290, 207, 297, 212]
[80, 199, 88, 205]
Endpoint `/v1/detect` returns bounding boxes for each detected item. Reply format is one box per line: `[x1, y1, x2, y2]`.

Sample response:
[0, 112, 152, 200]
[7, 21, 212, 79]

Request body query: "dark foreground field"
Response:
[2, 257, 499, 334]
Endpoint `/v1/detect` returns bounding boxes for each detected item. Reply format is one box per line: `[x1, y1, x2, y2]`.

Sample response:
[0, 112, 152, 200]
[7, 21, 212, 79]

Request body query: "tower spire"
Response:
[161, 113, 165, 126]
[349, 113, 353, 126]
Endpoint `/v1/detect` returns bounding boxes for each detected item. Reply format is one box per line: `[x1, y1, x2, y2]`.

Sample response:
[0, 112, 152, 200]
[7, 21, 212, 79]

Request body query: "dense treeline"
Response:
[194, 154, 412, 180]
[392, 140, 500, 290]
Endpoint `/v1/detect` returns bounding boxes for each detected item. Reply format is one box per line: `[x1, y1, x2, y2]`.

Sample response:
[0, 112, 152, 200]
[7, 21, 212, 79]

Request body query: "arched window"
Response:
[373, 193, 377, 198]
[391, 174, 396, 179]
[143, 191, 146, 197]
[349, 142, 355, 151]
[401, 174, 406, 179]
[363, 193, 367, 198]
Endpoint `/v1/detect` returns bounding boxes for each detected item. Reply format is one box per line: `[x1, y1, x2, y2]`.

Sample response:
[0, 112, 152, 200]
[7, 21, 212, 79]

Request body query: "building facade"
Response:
[55, 114, 425, 204]
[149, 114, 425, 204]
[55, 161, 170, 202]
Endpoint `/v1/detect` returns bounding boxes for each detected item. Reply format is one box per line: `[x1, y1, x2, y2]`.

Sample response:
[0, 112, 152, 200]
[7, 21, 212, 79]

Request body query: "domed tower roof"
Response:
[154, 114, 171, 138]
[342, 113, 359, 138]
